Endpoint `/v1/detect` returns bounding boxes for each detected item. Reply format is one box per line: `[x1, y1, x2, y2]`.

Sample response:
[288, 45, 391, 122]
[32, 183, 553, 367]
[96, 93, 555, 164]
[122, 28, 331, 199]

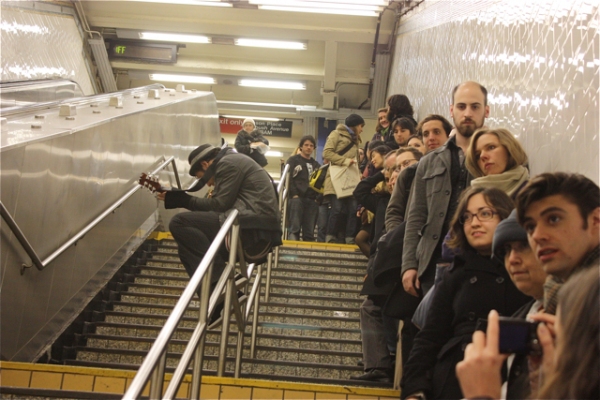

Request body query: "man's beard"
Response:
[456, 118, 484, 137]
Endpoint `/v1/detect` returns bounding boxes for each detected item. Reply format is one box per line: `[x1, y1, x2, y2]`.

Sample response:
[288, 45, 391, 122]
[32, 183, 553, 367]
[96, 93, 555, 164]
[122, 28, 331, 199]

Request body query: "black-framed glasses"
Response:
[459, 207, 497, 224]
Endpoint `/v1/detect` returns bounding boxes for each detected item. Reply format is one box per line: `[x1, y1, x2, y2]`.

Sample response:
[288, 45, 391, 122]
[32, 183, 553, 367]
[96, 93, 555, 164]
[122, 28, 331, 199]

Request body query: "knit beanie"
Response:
[242, 118, 256, 129]
[492, 209, 529, 260]
[345, 114, 365, 128]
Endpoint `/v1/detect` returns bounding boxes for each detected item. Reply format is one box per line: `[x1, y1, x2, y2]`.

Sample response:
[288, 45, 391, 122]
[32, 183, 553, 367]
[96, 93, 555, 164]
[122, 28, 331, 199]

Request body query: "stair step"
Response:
[272, 266, 364, 278]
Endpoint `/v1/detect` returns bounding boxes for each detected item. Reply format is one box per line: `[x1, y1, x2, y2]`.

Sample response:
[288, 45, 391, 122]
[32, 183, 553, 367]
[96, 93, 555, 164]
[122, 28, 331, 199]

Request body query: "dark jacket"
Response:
[234, 129, 269, 167]
[401, 250, 531, 400]
[186, 150, 280, 235]
[353, 171, 390, 249]
[385, 162, 418, 232]
[286, 154, 320, 199]
[506, 299, 539, 399]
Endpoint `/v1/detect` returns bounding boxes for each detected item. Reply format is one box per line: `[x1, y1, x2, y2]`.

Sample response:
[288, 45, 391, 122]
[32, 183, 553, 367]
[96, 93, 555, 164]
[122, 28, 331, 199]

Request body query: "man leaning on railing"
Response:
[156, 142, 282, 323]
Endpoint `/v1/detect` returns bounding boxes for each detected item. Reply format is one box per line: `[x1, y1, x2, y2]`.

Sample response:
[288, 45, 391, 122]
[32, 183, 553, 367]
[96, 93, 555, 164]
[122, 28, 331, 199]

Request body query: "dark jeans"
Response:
[287, 197, 319, 241]
[326, 195, 358, 239]
[317, 202, 331, 242]
[169, 211, 228, 288]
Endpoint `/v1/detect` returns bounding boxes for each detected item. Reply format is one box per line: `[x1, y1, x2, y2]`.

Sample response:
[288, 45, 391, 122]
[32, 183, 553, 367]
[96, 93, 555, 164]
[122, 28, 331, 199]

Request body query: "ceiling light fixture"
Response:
[258, 5, 379, 16]
[150, 73, 215, 84]
[265, 151, 284, 157]
[249, 0, 382, 11]
[235, 38, 306, 50]
[298, 0, 389, 4]
[130, 0, 232, 7]
[239, 79, 306, 90]
[222, 115, 281, 121]
[139, 32, 211, 43]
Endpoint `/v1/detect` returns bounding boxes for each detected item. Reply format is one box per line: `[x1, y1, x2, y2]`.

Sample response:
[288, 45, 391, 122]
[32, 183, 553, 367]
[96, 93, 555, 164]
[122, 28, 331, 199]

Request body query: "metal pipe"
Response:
[0, 201, 43, 271]
[123, 210, 239, 400]
[264, 253, 273, 303]
[149, 350, 166, 400]
[281, 173, 290, 240]
[217, 223, 239, 376]
[249, 264, 263, 359]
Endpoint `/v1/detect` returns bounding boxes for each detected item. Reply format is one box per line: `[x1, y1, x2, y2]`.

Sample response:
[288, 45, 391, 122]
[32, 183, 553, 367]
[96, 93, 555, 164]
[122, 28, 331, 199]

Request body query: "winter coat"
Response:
[401, 250, 531, 399]
[234, 129, 269, 167]
[322, 124, 360, 196]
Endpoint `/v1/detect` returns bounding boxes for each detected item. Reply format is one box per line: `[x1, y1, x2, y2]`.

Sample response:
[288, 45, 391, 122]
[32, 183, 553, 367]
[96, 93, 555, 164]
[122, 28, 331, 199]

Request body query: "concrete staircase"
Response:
[49, 236, 382, 387]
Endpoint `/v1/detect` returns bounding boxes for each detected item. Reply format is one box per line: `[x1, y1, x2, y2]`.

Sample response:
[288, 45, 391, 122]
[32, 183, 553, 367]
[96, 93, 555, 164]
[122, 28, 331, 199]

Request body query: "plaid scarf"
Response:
[543, 245, 600, 314]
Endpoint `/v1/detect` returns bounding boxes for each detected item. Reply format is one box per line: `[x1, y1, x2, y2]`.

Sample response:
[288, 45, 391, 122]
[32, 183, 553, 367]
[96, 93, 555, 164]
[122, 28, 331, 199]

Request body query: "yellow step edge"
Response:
[149, 232, 360, 252]
[0, 361, 399, 397]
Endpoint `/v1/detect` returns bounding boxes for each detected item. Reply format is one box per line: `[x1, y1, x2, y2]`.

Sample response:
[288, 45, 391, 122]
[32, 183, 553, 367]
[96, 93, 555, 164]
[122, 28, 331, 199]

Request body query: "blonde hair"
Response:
[466, 128, 528, 178]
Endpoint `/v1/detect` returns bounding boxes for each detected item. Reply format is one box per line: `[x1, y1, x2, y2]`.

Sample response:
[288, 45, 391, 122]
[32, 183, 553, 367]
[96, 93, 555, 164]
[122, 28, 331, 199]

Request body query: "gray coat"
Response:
[402, 141, 471, 276]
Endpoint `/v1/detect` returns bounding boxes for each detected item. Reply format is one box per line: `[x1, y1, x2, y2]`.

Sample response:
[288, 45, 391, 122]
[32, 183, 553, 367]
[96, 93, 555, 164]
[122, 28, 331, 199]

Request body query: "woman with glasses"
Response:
[466, 128, 529, 198]
[401, 187, 531, 400]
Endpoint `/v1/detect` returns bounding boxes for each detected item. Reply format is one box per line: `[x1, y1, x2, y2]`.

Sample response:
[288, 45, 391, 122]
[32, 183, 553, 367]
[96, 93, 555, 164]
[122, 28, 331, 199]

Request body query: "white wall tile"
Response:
[389, 0, 599, 184]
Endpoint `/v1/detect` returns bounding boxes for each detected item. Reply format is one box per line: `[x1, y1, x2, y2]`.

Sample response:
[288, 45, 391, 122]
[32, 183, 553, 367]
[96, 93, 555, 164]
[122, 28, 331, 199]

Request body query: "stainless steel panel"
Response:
[1, 86, 220, 361]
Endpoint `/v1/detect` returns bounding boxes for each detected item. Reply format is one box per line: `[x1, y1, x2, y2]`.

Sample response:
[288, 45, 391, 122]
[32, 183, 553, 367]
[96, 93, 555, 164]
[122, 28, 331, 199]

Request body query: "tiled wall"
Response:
[388, 0, 599, 184]
[1, 2, 96, 95]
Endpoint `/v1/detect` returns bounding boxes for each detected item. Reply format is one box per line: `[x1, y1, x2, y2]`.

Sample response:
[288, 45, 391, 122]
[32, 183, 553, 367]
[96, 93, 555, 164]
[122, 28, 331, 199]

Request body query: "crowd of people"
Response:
[278, 80, 599, 399]
[157, 80, 599, 399]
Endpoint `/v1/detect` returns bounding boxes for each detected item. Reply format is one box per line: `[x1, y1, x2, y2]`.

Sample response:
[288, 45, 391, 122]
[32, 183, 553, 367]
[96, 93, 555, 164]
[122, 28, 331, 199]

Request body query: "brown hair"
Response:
[537, 267, 599, 399]
[416, 114, 452, 137]
[397, 146, 424, 161]
[376, 107, 389, 133]
[466, 128, 528, 178]
[516, 172, 600, 229]
[446, 187, 514, 251]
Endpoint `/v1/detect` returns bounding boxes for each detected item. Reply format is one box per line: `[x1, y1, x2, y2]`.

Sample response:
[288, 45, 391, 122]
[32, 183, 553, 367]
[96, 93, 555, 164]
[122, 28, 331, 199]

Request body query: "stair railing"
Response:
[123, 209, 266, 400]
[265, 163, 290, 302]
[1, 156, 180, 275]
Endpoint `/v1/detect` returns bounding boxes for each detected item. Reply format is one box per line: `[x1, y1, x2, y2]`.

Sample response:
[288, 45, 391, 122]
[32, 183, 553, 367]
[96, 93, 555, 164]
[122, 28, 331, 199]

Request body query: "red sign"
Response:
[219, 117, 245, 134]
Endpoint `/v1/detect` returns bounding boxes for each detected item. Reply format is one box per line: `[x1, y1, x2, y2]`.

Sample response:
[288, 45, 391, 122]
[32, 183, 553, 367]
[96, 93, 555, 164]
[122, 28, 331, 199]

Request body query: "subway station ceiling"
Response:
[81, 0, 420, 120]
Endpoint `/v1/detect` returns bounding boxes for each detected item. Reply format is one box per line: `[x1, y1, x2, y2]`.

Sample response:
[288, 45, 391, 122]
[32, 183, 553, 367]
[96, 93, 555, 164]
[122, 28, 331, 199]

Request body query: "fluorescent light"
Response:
[259, 5, 378, 16]
[239, 79, 306, 90]
[150, 74, 215, 84]
[129, 0, 232, 6]
[249, 0, 382, 11]
[253, 0, 388, 4]
[235, 38, 306, 50]
[139, 32, 211, 43]
[265, 151, 284, 157]
[222, 115, 280, 121]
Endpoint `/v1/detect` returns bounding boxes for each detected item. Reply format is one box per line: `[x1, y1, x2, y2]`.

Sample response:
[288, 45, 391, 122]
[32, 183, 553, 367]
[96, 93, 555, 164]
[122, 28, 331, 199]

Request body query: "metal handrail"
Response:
[265, 163, 290, 302]
[123, 208, 268, 400]
[1, 156, 180, 273]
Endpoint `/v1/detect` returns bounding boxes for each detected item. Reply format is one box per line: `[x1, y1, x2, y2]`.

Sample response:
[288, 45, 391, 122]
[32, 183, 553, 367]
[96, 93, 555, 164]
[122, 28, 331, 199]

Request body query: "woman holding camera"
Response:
[401, 187, 531, 400]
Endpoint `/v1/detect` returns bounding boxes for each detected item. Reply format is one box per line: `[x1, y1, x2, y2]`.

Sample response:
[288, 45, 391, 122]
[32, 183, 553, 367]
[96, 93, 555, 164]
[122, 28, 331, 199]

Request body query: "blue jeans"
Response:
[287, 197, 319, 241]
[326, 195, 358, 240]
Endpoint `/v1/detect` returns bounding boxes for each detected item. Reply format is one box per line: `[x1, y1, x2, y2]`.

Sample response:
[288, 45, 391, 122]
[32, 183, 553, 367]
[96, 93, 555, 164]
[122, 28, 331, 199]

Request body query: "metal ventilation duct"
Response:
[371, 52, 391, 112]
[88, 38, 118, 93]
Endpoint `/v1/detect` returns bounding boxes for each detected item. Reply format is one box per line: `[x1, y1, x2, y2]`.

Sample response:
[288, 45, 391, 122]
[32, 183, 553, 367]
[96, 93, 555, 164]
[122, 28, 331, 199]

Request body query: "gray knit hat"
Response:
[492, 209, 529, 260]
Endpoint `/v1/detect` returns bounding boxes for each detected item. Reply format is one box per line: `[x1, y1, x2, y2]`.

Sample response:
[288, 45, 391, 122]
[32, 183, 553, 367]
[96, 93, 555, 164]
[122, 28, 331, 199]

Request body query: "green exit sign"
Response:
[108, 40, 177, 63]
